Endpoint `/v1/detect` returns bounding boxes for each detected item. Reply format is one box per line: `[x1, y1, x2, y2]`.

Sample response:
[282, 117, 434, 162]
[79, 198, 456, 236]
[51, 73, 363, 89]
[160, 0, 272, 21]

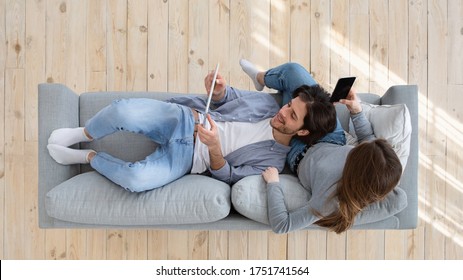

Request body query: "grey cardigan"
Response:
[266, 111, 378, 233]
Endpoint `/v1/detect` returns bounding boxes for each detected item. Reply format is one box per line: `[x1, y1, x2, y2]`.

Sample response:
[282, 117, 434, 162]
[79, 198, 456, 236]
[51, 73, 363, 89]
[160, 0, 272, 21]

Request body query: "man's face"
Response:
[270, 96, 309, 136]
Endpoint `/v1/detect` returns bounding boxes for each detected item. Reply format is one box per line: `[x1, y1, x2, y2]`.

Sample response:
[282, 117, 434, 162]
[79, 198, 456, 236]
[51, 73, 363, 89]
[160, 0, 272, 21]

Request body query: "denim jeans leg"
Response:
[86, 98, 195, 192]
[264, 62, 317, 105]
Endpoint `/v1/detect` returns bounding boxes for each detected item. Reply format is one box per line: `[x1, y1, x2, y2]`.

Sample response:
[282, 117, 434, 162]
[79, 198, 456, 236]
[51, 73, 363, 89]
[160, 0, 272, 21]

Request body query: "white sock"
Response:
[48, 127, 92, 147]
[47, 144, 94, 165]
[240, 59, 264, 91]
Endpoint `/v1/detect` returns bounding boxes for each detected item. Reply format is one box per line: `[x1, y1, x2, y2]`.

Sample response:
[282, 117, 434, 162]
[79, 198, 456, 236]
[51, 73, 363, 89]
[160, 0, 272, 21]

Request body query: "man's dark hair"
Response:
[292, 84, 337, 146]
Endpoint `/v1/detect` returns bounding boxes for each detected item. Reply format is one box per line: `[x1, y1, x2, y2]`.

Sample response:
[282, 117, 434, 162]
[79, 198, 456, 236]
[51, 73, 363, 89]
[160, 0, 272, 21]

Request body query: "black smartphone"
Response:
[329, 77, 356, 103]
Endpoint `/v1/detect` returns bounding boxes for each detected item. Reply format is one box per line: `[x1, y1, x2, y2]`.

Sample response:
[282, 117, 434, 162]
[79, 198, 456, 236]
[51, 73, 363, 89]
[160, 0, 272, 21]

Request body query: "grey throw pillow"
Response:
[46, 172, 231, 226]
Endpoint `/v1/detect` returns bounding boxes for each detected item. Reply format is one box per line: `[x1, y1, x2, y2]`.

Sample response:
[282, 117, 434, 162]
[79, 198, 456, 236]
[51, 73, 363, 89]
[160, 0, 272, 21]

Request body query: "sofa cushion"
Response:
[232, 175, 407, 227]
[46, 172, 231, 226]
[232, 175, 309, 224]
[350, 103, 412, 168]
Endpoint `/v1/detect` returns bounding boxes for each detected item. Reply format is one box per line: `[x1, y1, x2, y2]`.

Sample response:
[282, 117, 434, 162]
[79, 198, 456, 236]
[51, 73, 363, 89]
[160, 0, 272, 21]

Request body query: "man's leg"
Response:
[86, 98, 196, 192]
[90, 140, 194, 192]
[240, 59, 316, 105]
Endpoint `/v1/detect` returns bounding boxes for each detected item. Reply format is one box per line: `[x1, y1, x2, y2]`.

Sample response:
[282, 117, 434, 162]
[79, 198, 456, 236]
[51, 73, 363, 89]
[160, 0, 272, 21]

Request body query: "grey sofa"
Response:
[38, 83, 418, 231]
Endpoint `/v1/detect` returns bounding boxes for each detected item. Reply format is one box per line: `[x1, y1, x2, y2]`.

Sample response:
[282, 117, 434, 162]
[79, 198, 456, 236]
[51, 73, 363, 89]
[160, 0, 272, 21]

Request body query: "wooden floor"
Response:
[1, 0, 462, 260]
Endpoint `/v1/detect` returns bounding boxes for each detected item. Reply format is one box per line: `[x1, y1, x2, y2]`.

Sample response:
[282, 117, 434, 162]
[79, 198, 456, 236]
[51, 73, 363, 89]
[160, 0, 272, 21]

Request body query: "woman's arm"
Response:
[263, 168, 319, 234]
[339, 90, 375, 143]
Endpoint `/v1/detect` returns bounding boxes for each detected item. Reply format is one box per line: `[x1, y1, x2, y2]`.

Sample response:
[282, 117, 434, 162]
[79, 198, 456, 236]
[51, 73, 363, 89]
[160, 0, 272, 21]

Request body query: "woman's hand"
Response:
[204, 71, 227, 101]
[262, 167, 280, 184]
[339, 89, 362, 114]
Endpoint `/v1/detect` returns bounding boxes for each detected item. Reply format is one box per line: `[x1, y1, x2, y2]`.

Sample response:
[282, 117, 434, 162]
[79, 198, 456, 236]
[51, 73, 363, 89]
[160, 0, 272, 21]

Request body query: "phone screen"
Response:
[329, 77, 356, 103]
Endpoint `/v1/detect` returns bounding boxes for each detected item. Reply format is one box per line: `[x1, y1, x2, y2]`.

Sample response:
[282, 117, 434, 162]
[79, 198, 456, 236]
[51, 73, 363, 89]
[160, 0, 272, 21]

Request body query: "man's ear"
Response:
[297, 129, 309, 137]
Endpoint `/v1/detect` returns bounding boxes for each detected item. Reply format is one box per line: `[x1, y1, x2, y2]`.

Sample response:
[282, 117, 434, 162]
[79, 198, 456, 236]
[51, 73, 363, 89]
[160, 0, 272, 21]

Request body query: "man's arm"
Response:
[197, 114, 226, 170]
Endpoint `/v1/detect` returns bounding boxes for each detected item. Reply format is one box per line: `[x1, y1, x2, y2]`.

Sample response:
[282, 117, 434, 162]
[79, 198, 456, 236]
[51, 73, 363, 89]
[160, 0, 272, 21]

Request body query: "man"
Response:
[47, 70, 336, 192]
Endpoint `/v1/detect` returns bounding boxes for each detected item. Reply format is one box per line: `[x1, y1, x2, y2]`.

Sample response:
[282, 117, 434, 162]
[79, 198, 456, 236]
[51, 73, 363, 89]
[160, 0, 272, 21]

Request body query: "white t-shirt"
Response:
[191, 113, 274, 174]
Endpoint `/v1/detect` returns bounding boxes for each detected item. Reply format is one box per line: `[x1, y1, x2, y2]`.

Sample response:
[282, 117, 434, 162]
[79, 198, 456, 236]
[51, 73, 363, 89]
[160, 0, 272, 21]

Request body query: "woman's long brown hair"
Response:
[314, 138, 402, 233]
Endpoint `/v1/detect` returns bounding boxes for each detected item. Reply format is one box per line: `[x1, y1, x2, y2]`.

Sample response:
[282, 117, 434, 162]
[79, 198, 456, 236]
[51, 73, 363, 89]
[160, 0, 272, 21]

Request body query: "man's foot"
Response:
[48, 127, 92, 147]
[47, 144, 94, 165]
[240, 59, 264, 91]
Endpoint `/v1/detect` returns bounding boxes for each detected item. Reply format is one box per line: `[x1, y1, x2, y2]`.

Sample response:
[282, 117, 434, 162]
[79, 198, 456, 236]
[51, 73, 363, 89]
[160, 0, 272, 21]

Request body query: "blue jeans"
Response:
[85, 98, 195, 192]
[264, 63, 346, 172]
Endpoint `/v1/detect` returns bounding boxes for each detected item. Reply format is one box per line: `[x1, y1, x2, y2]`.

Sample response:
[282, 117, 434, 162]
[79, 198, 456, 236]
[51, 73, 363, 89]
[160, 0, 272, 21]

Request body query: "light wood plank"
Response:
[249, 0, 270, 78]
[127, 0, 148, 91]
[408, 0, 428, 260]
[228, 231, 248, 259]
[66, 229, 87, 260]
[268, 232, 287, 260]
[330, 0, 350, 83]
[0, 0, 7, 260]
[346, 230, 367, 260]
[168, 0, 189, 93]
[306, 230, 327, 259]
[349, 0, 370, 92]
[24, 142, 45, 259]
[248, 231, 268, 260]
[147, 0, 168, 91]
[287, 231, 307, 259]
[87, 0, 107, 90]
[167, 230, 189, 260]
[208, 231, 228, 260]
[148, 230, 168, 260]
[208, 0, 230, 80]
[448, 1, 463, 85]
[25, 0, 45, 142]
[445, 84, 463, 259]
[270, 0, 290, 66]
[4, 69, 25, 259]
[107, 0, 127, 91]
[188, 0, 208, 94]
[290, 0, 311, 66]
[106, 230, 125, 260]
[46, 229, 67, 259]
[5, 0, 25, 69]
[369, 0, 388, 94]
[326, 231, 346, 259]
[365, 230, 385, 259]
[229, 0, 251, 88]
[188, 230, 208, 259]
[126, 230, 148, 260]
[310, 0, 330, 86]
[45, 0, 68, 84]
[426, 0, 448, 260]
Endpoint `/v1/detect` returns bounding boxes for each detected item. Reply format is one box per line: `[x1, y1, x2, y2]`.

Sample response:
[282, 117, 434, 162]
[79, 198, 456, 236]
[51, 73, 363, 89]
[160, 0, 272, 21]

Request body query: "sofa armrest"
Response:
[38, 83, 81, 228]
[381, 85, 419, 229]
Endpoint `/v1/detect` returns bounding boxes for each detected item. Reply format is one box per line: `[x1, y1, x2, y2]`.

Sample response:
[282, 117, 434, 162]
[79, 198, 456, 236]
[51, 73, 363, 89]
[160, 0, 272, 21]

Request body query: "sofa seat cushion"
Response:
[232, 174, 407, 227]
[232, 175, 310, 225]
[46, 172, 231, 226]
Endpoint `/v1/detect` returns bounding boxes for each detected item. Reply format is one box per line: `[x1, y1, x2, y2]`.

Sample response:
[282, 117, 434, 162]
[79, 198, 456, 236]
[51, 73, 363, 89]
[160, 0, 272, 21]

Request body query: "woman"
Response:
[240, 59, 402, 234]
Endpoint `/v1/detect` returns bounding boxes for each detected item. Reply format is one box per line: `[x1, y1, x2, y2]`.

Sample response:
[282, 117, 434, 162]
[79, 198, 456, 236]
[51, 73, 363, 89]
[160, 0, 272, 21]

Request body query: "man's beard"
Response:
[269, 117, 299, 135]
